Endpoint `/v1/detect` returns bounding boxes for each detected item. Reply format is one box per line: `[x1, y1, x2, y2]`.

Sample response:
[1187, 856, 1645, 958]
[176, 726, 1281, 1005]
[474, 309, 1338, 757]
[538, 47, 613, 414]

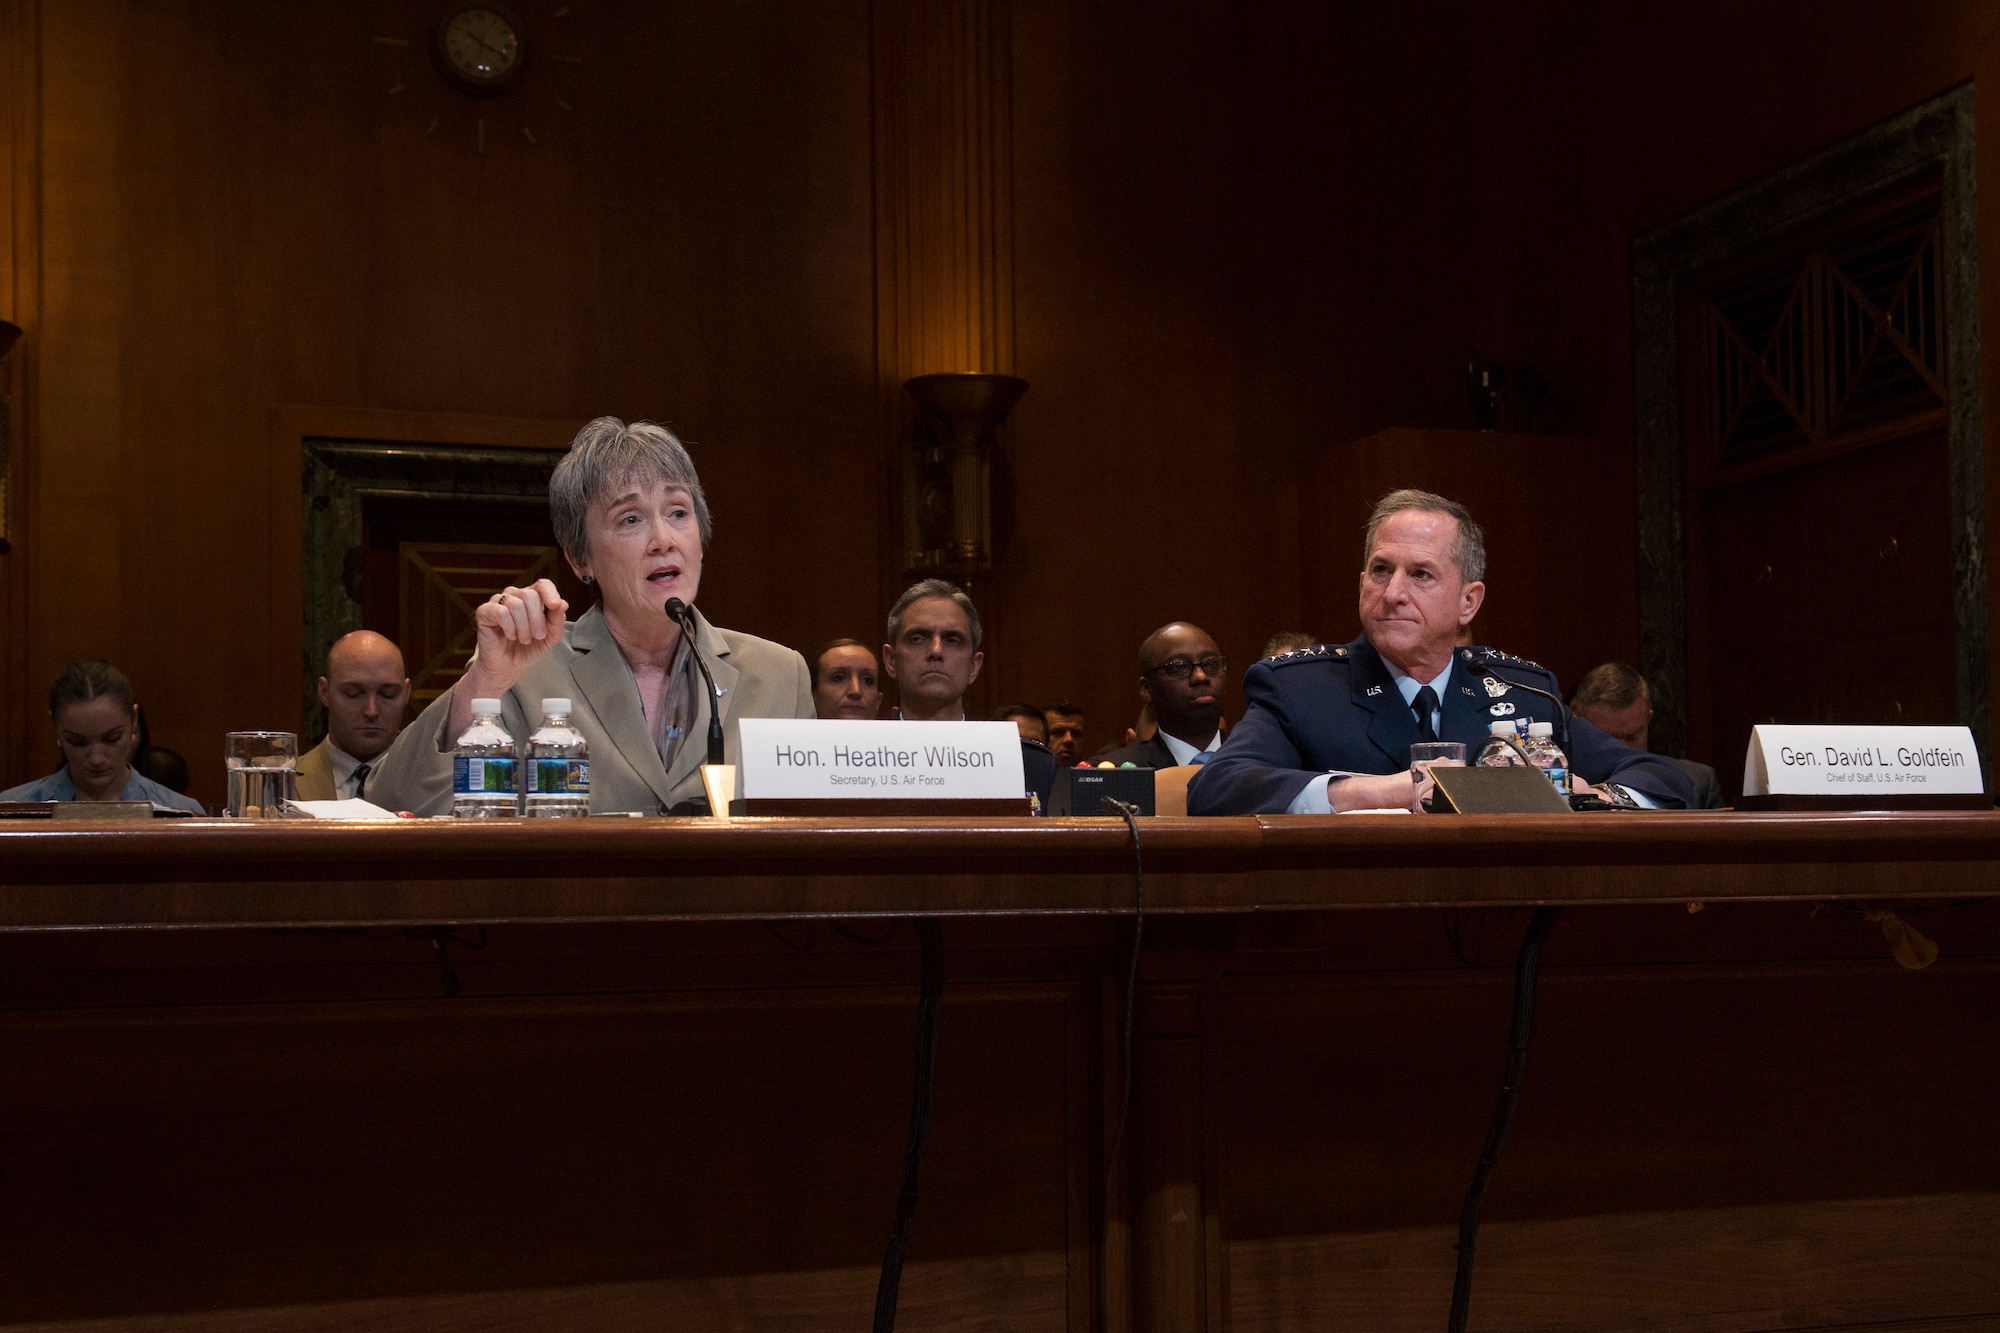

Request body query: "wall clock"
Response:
[371, 2, 589, 155]
[432, 5, 528, 96]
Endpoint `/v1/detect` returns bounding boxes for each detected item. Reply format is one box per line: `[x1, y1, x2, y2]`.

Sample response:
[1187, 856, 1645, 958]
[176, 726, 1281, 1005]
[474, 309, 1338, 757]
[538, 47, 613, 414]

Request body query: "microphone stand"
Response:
[665, 597, 725, 766]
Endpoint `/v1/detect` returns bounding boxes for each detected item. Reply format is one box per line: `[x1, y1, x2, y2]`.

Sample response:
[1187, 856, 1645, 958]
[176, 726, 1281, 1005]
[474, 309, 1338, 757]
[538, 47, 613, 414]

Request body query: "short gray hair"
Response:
[886, 578, 983, 650]
[1362, 489, 1486, 582]
[549, 416, 713, 564]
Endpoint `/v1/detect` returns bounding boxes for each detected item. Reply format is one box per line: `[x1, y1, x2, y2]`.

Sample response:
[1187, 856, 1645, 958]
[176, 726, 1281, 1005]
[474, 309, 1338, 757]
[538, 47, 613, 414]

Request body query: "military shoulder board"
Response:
[1468, 647, 1550, 675]
[1269, 643, 1348, 667]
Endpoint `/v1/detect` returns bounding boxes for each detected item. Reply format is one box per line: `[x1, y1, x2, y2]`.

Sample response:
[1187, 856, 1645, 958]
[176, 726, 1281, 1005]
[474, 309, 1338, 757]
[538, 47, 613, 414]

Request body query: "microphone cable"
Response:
[1097, 796, 1147, 1328]
[1447, 904, 1562, 1333]
[872, 917, 944, 1333]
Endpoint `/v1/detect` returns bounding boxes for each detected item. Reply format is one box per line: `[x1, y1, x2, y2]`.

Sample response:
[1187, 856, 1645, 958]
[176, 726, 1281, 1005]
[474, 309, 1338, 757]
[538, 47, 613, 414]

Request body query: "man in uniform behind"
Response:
[297, 630, 410, 802]
[1188, 490, 1696, 814]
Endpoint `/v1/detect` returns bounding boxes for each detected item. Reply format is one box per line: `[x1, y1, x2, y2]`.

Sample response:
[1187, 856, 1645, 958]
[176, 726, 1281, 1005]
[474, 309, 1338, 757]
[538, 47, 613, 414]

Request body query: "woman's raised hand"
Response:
[466, 579, 570, 696]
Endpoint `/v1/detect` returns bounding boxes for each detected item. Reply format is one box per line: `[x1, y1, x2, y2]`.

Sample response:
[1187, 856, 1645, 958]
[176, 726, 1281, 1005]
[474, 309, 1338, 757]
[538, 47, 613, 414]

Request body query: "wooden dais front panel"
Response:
[0, 815, 1994, 1331]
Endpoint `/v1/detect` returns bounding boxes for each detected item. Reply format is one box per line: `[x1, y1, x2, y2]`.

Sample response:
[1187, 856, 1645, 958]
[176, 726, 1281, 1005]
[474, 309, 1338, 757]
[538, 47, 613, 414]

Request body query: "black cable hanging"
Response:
[872, 916, 945, 1333]
[1096, 796, 1147, 1329]
[1447, 905, 1562, 1333]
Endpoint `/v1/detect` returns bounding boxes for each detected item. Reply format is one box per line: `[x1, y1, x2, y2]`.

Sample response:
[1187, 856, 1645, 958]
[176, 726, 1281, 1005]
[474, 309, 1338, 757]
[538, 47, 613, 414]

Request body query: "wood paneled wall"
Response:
[6, 0, 2000, 800]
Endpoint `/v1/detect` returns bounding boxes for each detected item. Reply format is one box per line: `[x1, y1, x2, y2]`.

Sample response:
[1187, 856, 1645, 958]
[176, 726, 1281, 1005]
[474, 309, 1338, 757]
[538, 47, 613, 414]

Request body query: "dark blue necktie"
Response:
[1412, 685, 1440, 742]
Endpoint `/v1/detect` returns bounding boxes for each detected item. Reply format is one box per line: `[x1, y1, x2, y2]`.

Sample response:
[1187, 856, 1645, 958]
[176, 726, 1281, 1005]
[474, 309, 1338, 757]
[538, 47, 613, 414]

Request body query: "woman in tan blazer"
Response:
[367, 417, 813, 816]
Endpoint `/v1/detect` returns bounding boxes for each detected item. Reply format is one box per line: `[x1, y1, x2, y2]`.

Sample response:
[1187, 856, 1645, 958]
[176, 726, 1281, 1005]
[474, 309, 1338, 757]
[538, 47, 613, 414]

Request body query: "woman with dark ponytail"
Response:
[0, 660, 204, 812]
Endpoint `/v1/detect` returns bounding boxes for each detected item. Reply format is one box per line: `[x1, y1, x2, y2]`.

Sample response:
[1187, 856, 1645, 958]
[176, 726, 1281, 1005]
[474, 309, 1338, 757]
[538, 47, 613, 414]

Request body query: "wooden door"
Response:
[361, 498, 593, 708]
[1683, 180, 1956, 799]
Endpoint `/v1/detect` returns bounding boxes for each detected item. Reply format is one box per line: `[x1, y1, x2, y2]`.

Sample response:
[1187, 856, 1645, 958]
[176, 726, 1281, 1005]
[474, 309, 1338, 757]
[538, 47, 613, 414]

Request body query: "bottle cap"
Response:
[1528, 721, 1554, 736]
[541, 698, 572, 714]
[1490, 721, 1513, 734]
[471, 697, 502, 714]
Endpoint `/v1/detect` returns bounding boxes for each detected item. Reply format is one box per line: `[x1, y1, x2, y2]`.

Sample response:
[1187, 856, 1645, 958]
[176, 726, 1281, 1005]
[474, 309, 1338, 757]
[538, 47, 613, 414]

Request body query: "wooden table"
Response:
[0, 813, 1995, 1332]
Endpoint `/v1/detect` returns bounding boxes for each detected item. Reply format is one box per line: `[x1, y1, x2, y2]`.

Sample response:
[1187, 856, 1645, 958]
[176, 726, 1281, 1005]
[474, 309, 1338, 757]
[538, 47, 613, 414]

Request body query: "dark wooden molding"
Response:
[1631, 84, 1986, 774]
[4, 811, 2000, 929]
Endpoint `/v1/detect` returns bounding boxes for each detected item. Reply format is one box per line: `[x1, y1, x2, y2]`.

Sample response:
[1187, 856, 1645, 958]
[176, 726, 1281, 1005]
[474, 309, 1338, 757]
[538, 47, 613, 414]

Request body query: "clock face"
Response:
[433, 6, 526, 95]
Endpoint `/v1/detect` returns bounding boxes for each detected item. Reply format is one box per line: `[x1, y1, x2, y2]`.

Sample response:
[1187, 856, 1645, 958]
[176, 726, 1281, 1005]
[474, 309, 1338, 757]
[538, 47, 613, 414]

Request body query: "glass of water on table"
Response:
[225, 731, 298, 818]
[1409, 741, 1466, 813]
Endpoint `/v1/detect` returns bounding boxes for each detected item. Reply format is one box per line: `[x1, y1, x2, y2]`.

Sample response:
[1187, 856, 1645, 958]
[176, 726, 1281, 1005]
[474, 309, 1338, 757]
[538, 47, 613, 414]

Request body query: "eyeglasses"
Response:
[1146, 654, 1227, 680]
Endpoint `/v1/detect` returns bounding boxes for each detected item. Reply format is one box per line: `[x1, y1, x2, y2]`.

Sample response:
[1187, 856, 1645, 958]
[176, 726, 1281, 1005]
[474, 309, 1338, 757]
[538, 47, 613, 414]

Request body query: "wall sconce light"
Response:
[903, 372, 1028, 578]
[0, 319, 21, 554]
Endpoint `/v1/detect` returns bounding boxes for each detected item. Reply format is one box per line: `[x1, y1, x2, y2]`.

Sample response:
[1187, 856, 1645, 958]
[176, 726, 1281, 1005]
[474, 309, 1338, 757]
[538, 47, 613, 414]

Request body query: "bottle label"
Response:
[1544, 764, 1568, 795]
[454, 754, 518, 795]
[531, 757, 589, 795]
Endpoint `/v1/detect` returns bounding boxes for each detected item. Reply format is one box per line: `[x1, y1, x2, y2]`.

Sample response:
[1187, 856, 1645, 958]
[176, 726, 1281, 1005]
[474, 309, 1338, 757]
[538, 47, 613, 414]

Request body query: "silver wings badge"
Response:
[1481, 675, 1511, 698]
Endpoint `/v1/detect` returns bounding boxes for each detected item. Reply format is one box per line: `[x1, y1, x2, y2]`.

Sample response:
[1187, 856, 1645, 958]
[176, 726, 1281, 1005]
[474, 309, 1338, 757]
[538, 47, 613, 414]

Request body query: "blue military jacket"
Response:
[1186, 636, 1697, 815]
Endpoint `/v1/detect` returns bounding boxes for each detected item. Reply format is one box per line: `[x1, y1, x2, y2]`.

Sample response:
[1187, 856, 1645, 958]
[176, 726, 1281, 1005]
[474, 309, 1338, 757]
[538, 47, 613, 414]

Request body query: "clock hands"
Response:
[467, 31, 514, 63]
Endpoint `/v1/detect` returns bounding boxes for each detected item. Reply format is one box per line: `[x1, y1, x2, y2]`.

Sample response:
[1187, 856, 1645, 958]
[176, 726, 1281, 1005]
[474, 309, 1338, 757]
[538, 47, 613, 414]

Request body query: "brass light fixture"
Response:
[902, 372, 1027, 578]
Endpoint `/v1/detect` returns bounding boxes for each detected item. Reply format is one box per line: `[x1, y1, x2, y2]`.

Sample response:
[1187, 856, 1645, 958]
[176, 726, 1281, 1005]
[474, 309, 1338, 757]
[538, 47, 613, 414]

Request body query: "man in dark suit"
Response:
[1188, 490, 1698, 814]
[1097, 623, 1227, 768]
[883, 577, 1058, 808]
[1571, 662, 1725, 809]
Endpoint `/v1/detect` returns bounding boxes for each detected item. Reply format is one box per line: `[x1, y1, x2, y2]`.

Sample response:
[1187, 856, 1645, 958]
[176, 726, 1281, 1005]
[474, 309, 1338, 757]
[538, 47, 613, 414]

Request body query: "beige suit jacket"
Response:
[294, 738, 338, 801]
[367, 605, 814, 816]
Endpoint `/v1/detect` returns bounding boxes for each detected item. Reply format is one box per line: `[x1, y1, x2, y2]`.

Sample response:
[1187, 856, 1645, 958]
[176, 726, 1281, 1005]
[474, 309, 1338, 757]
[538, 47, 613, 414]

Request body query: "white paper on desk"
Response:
[287, 799, 400, 821]
[1337, 807, 1413, 815]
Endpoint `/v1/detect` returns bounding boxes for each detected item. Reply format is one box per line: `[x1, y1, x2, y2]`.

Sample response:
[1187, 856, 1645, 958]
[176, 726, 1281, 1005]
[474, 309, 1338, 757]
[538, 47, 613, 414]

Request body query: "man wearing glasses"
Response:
[1188, 489, 1696, 814]
[1098, 624, 1228, 768]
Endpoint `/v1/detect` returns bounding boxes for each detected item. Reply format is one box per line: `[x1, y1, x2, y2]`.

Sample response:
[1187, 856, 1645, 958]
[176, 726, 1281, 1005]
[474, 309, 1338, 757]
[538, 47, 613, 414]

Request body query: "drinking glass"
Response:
[226, 731, 298, 818]
[1409, 741, 1466, 812]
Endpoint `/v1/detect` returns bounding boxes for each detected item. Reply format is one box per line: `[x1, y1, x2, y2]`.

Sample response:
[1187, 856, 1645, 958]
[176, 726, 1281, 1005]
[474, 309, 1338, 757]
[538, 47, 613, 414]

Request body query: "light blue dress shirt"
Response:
[1158, 728, 1223, 766]
[0, 767, 206, 813]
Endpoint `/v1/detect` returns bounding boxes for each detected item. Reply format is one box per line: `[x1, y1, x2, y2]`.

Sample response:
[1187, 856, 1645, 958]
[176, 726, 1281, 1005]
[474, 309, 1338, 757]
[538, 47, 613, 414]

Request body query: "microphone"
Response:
[665, 597, 726, 766]
[1459, 647, 1573, 766]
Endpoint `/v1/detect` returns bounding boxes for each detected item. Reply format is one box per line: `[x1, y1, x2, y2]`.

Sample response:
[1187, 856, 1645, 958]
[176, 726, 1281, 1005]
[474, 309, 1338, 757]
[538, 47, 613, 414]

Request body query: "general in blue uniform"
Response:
[1187, 635, 1698, 814]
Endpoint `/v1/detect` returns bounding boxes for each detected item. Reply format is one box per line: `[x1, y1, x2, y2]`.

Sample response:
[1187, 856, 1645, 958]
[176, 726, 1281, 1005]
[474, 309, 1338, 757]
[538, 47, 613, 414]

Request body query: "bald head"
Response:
[317, 631, 410, 761]
[1137, 622, 1226, 748]
[328, 631, 404, 678]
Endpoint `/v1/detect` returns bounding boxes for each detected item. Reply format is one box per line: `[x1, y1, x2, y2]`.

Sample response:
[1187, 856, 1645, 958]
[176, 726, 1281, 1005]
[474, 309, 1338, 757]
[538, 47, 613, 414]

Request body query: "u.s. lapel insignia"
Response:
[1489, 701, 1516, 717]
[1365, 684, 1384, 696]
[1481, 675, 1511, 698]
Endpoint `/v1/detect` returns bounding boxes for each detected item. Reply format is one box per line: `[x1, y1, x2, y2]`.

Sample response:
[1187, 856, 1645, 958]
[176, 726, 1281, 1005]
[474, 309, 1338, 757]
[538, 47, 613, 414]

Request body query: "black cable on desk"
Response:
[1447, 904, 1562, 1333]
[1097, 796, 1146, 1328]
[872, 916, 944, 1333]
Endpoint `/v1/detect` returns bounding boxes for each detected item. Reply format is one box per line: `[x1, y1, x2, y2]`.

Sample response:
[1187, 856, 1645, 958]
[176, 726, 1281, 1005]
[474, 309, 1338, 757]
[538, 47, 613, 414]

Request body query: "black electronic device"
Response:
[1050, 765, 1156, 816]
[1428, 764, 1572, 814]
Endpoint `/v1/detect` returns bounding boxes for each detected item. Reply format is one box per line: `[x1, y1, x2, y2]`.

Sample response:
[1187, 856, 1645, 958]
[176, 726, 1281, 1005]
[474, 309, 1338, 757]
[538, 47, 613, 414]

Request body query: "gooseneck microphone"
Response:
[1459, 647, 1573, 765]
[664, 597, 726, 766]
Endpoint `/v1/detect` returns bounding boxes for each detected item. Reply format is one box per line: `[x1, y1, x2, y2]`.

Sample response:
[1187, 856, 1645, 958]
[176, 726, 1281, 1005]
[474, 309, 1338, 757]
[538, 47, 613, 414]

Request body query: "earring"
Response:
[582, 575, 594, 585]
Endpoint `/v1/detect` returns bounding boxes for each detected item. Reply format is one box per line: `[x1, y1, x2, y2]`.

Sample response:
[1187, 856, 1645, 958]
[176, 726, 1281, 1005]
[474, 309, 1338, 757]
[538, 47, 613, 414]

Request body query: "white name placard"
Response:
[736, 719, 1025, 801]
[1742, 724, 1985, 797]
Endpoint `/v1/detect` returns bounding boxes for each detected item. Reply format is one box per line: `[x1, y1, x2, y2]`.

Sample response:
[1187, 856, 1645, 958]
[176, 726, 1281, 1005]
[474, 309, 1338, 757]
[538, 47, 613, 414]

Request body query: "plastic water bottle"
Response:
[1522, 720, 1570, 796]
[526, 697, 590, 818]
[452, 698, 519, 818]
[1476, 720, 1526, 767]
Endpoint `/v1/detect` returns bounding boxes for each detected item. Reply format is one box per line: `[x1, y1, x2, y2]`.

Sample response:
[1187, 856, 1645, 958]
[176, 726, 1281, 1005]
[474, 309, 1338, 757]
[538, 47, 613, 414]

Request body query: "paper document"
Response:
[286, 799, 401, 821]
